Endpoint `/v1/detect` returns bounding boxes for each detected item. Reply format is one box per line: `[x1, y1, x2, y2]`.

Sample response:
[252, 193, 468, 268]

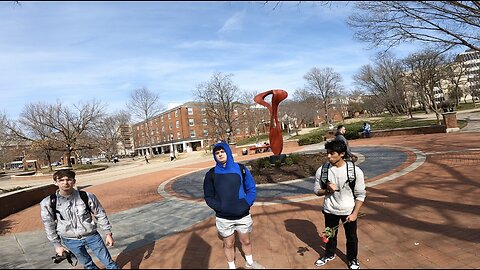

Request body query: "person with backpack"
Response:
[40, 169, 119, 269]
[313, 140, 366, 269]
[203, 142, 265, 269]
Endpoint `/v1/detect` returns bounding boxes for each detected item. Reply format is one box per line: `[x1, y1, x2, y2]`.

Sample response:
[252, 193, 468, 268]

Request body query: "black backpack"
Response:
[208, 163, 247, 193]
[50, 190, 92, 221]
[320, 161, 357, 198]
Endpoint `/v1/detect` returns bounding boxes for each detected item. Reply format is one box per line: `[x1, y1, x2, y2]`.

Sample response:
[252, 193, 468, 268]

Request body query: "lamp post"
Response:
[170, 134, 176, 159]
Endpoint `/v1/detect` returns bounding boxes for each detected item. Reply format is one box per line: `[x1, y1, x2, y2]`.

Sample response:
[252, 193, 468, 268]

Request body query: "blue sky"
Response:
[1, 1, 431, 119]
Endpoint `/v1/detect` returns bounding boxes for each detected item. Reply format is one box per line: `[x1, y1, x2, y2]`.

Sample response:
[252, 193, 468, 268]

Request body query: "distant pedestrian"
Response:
[144, 155, 149, 164]
[40, 169, 119, 269]
[335, 125, 358, 162]
[203, 142, 265, 269]
[362, 122, 371, 138]
[170, 151, 176, 161]
[314, 140, 366, 269]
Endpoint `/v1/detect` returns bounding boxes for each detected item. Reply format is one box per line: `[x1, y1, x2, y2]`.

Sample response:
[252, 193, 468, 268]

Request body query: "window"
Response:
[190, 130, 196, 137]
[162, 126, 165, 132]
[176, 120, 180, 128]
[187, 107, 193, 115]
[202, 119, 207, 126]
[169, 123, 172, 130]
[203, 129, 209, 136]
[177, 132, 181, 139]
[175, 110, 178, 117]
[161, 116, 164, 122]
[168, 114, 171, 120]
[201, 108, 206, 115]
[188, 119, 194, 126]
[234, 109, 238, 116]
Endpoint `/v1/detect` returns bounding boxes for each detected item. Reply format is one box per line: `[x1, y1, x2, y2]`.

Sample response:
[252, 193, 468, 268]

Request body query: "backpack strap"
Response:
[49, 193, 63, 221]
[345, 161, 357, 199]
[79, 190, 92, 214]
[320, 162, 330, 189]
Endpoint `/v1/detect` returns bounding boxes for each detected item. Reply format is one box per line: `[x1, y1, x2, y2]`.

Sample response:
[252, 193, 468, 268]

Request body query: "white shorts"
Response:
[215, 214, 253, 238]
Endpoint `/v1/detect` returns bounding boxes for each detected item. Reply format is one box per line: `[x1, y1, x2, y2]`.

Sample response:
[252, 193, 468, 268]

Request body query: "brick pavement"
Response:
[1, 132, 480, 269]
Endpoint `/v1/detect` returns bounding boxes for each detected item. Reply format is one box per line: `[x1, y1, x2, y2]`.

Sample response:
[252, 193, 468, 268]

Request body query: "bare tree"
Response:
[90, 112, 127, 161]
[238, 90, 269, 142]
[348, 1, 480, 53]
[403, 49, 448, 123]
[444, 53, 469, 106]
[12, 100, 104, 167]
[354, 52, 412, 117]
[194, 72, 242, 143]
[302, 67, 344, 126]
[126, 87, 165, 157]
[0, 112, 15, 171]
[281, 89, 318, 134]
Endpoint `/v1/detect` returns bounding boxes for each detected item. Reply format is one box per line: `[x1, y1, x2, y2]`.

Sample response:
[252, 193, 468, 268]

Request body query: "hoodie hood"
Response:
[212, 141, 235, 169]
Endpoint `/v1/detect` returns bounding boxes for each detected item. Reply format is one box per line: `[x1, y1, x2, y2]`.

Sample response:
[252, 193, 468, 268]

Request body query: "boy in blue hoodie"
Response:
[203, 142, 265, 269]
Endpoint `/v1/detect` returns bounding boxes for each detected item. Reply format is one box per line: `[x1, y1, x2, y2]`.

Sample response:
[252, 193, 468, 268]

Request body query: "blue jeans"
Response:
[62, 232, 119, 269]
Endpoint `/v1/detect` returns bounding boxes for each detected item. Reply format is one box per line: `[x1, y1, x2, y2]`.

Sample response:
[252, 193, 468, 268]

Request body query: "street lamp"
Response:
[170, 134, 176, 159]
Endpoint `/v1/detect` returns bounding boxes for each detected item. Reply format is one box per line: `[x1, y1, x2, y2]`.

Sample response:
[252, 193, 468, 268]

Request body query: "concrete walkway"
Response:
[1, 117, 479, 268]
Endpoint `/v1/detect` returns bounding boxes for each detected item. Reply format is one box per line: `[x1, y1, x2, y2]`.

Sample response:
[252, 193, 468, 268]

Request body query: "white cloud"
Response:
[218, 10, 246, 34]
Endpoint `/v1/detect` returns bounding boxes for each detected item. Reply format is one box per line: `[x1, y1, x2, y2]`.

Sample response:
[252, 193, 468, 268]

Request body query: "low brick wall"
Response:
[370, 125, 446, 137]
[0, 184, 57, 220]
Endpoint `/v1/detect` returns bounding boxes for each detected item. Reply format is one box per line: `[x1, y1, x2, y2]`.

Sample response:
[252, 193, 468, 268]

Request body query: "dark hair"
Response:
[213, 145, 225, 153]
[337, 125, 345, 130]
[325, 140, 347, 154]
[53, 169, 75, 181]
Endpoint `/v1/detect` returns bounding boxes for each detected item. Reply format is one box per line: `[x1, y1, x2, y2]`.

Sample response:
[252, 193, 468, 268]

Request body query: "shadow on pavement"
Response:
[285, 219, 348, 264]
[181, 232, 211, 269]
[115, 232, 156, 269]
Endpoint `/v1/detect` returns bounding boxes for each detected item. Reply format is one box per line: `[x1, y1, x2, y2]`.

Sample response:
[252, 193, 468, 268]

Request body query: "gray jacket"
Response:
[40, 189, 112, 248]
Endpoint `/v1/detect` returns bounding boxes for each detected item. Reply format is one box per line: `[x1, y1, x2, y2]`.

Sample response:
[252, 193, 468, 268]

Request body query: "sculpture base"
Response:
[269, 154, 287, 164]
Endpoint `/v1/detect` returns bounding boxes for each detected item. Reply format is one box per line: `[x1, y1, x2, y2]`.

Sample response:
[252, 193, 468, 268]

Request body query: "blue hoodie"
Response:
[203, 142, 257, 220]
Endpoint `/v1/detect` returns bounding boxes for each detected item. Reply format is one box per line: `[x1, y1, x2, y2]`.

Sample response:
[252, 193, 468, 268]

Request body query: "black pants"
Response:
[323, 211, 358, 261]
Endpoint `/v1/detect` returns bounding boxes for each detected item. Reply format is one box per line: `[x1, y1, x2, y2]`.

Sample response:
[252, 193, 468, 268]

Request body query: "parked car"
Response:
[81, 158, 92, 164]
[50, 161, 62, 166]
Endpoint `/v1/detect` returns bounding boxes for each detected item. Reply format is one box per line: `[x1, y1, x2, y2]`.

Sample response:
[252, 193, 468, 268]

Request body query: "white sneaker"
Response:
[348, 259, 360, 269]
[314, 255, 335, 266]
[245, 261, 265, 269]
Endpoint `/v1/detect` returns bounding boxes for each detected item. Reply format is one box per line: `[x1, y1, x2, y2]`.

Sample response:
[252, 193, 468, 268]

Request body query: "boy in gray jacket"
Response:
[40, 169, 118, 269]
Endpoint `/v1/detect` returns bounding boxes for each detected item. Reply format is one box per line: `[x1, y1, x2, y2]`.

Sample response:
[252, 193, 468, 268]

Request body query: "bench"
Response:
[248, 145, 271, 154]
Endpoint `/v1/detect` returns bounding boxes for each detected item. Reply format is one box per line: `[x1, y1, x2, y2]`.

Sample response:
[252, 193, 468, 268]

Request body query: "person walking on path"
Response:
[40, 169, 119, 269]
[313, 140, 366, 269]
[144, 155, 149, 164]
[362, 122, 371, 138]
[203, 142, 265, 269]
[335, 125, 358, 162]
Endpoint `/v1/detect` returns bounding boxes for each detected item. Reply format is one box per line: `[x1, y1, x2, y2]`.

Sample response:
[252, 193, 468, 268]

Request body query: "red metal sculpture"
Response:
[254, 89, 288, 155]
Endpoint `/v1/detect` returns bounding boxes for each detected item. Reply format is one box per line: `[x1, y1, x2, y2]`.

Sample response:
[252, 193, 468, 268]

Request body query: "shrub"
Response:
[285, 157, 294, 166]
[256, 158, 271, 168]
[288, 153, 301, 164]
